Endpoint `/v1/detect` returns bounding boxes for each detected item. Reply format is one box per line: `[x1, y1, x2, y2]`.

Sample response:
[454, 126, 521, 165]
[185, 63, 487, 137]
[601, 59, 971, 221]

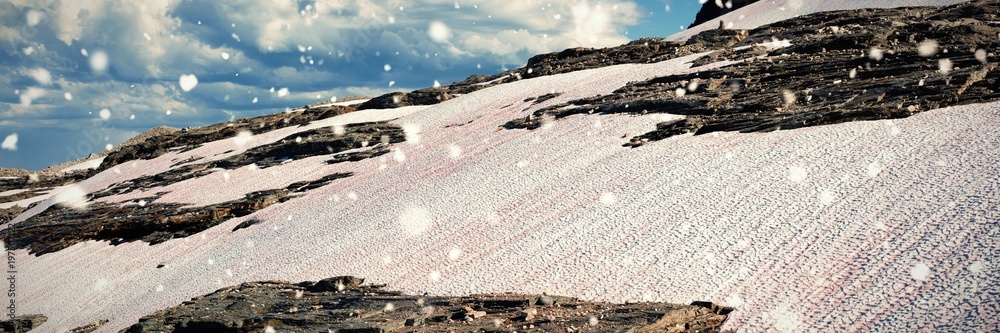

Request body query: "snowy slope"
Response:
[8, 49, 998, 333]
[668, 0, 972, 41]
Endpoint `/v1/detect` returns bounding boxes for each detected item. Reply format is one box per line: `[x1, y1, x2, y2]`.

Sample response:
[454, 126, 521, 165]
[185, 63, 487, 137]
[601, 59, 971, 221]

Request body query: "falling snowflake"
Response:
[818, 190, 835, 206]
[384, 64, 392, 72]
[221, 52, 230, 60]
[99, 108, 111, 120]
[155, 285, 164, 292]
[403, 124, 422, 144]
[868, 47, 883, 61]
[787, 166, 807, 183]
[599, 192, 616, 205]
[968, 261, 984, 273]
[93, 278, 110, 291]
[975, 49, 988, 64]
[54, 185, 88, 209]
[178, 74, 198, 92]
[782, 90, 797, 105]
[675, 87, 686, 97]
[917, 40, 938, 57]
[588, 316, 599, 326]
[64, 92, 72, 100]
[384, 302, 395, 311]
[1, 134, 17, 151]
[687, 80, 699, 92]
[393, 148, 406, 162]
[428, 21, 450, 42]
[433, 80, 442, 88]
[232, 131, 253, 146]
[447, 144, 462, 158]
[332, 124, 346, 136]
[866, 162, 882, 178]
[90, 51, 109, 72]
[399, 206, 431, 236]
[938, 59, 953, 74]
[277, 88, 289, 97]
[725, 294, 745, 307]
[772, 304, 803, 332]
[448, 248, 462, 261]
[911, 263, 931, 281]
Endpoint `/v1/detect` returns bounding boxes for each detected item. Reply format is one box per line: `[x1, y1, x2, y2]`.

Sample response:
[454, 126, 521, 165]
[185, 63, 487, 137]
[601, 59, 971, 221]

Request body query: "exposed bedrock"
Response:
[690, 0, 760, 29]
[122, 276, 733, 333]
[0, 122, 406, 256]
[503, 0, 1000, 147]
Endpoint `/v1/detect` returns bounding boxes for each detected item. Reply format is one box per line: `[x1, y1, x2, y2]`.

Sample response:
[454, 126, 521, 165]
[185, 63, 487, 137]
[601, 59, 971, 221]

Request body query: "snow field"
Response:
[7, 51, 999, 333]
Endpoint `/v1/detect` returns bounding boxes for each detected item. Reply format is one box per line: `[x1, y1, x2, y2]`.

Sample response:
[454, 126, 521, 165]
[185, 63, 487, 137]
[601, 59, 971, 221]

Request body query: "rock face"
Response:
[358, 89, 454, 110]
[0, 314, 46, 333]
[100, 105, 359, 173]
[689, 0, 760, 29]
[359, 32, 752, 112]
[504, 0, 1000, 147]
[122, 276, 733, 333]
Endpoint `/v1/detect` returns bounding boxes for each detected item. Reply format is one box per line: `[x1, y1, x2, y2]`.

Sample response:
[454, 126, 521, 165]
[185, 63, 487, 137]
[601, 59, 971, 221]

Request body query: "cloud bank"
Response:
[0, 0, 646, 170]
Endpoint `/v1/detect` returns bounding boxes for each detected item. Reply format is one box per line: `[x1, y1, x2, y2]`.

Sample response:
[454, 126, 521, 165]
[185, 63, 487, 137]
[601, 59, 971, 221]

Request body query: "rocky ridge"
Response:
[502, 0, 1000, 147]
[689, 0, 759, 29]
[0, 121, 405, 255]
[117, 276, 732, 333]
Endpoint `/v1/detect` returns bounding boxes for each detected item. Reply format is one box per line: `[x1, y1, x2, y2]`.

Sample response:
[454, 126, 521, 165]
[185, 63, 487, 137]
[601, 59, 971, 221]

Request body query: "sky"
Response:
[0, 0, 706, 170]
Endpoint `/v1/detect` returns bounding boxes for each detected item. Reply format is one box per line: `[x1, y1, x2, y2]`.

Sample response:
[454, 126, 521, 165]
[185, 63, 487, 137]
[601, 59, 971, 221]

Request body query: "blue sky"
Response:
[0, 0, 704, 170]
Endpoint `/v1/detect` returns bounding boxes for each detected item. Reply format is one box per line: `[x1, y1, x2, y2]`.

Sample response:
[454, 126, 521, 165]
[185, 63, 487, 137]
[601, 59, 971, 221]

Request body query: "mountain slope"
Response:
[2, 1, 998, 332]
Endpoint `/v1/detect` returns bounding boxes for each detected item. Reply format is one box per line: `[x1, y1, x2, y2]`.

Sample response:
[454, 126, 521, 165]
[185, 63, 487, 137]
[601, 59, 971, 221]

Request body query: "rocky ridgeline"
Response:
[357, 28, 754, 111]
[689, 0, 759, 29]
[504, 0, 1000, 146]
[0, 122, 405, 255]
[109, 276, 732, 333]
[99, 104, 361, 173]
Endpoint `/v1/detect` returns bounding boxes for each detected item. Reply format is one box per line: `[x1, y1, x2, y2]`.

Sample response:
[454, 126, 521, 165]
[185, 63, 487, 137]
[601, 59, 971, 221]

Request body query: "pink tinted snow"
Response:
[9, 52, 999, 333]
[669, 0, 971, 42]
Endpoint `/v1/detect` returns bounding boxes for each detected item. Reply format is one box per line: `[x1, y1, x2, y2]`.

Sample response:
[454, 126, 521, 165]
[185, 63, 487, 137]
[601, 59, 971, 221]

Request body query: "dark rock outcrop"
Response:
[690, 0, 760, 29]
[357, 89, 454, 110]
[0, 121, 408, 256]
[358, 30, 751, 112]
[100, 105, 359, 172]
[0, 314, 46, 333]
[504, 0, 1000, 146]
[0, 172, 351, 255]
[123, 276, 732, 333]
